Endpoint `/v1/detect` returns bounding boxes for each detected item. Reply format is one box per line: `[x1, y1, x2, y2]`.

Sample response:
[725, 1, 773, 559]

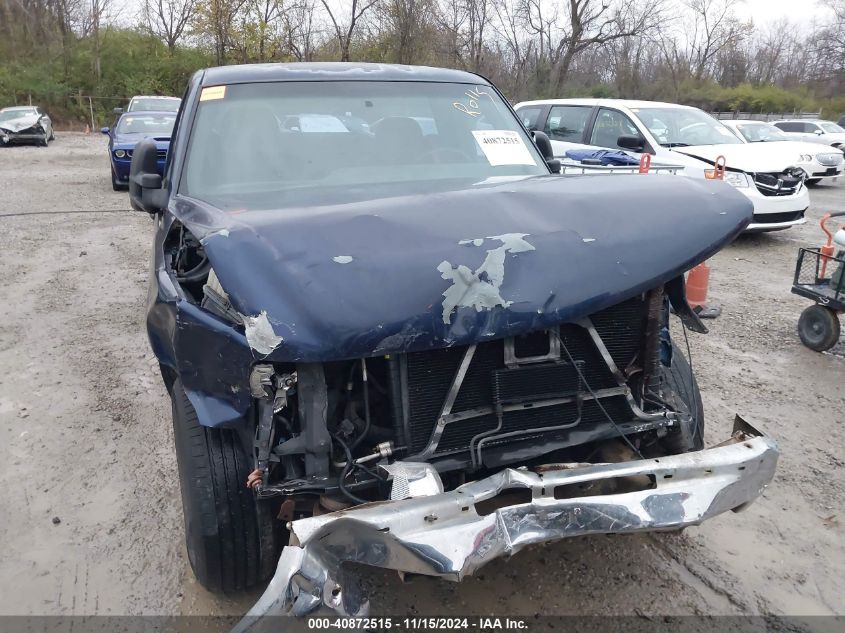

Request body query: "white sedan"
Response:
[721, 119, 844, 185]
[772, 119, 845, 149]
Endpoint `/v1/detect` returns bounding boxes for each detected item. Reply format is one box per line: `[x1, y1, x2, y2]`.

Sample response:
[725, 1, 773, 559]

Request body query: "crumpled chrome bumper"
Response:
[234, 417, 777, 630]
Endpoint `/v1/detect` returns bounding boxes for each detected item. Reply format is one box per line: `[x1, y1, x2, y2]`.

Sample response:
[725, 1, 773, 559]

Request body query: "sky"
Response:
[734, 0, 831, 27]
[113, 0, 834, 31]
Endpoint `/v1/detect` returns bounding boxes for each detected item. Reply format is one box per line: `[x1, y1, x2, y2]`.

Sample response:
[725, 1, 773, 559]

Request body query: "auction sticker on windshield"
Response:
[472, 130, 536, 166]
[200, 85, 226, 101]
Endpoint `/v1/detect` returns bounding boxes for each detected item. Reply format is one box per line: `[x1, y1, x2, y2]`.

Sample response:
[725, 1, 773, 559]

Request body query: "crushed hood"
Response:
[0, 113, 41, 133]
[672, 143, 807, 173]
[172, 174, 751, 361]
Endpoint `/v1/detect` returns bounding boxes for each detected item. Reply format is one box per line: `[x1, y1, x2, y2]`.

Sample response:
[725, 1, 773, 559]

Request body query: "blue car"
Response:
[102, 111, 175, 190]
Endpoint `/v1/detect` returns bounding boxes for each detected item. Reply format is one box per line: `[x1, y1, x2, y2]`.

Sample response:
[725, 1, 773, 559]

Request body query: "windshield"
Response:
[632, 107, 742, 147]
[129, 98, 180, 112]
[821, 122, 844, 134]
[734, 123, 789, 142]
[0, 108, 36, 121]
[116, 114, 176, 135]
[181, 81, 547, 210]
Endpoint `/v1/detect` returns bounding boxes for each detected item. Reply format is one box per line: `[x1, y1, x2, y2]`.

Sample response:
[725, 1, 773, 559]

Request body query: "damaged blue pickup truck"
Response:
[129, 63, 778, 622]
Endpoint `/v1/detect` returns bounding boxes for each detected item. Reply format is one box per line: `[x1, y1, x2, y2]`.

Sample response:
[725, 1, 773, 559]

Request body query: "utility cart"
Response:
[792, 211, 845, 351]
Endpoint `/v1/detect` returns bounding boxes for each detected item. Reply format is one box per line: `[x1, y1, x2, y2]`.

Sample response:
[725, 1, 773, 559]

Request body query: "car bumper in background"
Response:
[808, 168, 843, 180]
[742, 184, 809, 232]
[112, 158, 132, 182]
[111, 158, 167, 182]
[233, 417, 778, 629]
[0, 129, 46, 145]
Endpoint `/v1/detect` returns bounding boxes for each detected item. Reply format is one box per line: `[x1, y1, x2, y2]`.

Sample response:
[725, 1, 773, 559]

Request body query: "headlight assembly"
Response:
[705, 169, 749, 188]
[114, 149, 126, 158]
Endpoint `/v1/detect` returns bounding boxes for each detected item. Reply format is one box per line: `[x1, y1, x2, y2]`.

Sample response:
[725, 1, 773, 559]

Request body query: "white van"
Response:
[514, 99, 811, 232]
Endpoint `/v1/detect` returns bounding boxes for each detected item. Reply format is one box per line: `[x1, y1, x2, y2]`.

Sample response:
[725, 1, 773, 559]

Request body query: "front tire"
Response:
[806, 179, 821, 186]
[661, 345, 705, 452]
[798, 304, 840, 352]
[170, 379, 280, 593]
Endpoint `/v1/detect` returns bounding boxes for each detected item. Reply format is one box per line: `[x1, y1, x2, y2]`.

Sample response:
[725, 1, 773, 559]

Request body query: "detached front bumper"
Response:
[235, 417, 778, 629]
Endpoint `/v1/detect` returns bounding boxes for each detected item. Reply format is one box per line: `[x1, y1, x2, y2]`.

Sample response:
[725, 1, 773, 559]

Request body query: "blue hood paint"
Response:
[112, 132, 170, 149]
[170, 174, 751, 363]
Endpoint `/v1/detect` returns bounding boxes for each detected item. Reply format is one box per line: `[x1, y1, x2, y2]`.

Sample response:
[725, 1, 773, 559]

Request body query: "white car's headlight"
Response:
[114, 149, 126, 158]
[724, 172, 749, 188]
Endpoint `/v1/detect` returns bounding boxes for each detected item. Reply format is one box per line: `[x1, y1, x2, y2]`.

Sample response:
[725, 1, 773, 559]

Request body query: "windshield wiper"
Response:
[661, 142, 691, 148]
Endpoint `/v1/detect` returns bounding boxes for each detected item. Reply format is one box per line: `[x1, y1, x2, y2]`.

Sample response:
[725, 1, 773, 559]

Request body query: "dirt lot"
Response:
[1, 133, 843, 623]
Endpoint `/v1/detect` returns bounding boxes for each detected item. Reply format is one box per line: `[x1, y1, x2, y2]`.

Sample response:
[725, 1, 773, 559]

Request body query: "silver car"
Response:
[772, 119, 845, 149]
[722, 119, 844, 185]
[0, 106, 54, 147]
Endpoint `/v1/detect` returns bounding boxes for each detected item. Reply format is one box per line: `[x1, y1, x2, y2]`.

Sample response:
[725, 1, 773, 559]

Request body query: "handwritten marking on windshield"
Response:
[453, 87, 491, 117]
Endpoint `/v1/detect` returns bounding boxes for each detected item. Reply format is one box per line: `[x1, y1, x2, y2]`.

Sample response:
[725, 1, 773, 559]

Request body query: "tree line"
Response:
[1, 0, 843, 126]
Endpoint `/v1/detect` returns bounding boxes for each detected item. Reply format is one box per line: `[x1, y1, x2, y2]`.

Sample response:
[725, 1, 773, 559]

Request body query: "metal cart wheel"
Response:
[798, 304, 841, 352]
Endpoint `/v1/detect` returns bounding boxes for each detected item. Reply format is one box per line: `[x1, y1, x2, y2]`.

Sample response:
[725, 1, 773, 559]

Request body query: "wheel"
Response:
[170, 379, 281, 593]
[111, 170, 121, 191]
[798, 304, 840, 352]
[660, 344, 705, 453]
[806, 179, 821, 186]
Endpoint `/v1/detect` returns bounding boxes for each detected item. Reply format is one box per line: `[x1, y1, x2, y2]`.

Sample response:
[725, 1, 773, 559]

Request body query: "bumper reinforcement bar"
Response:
[234, 416, 778, 630]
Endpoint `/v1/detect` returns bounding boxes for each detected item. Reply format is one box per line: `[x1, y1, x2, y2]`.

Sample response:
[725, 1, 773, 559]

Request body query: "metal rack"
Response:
[557, 158, 686, 176]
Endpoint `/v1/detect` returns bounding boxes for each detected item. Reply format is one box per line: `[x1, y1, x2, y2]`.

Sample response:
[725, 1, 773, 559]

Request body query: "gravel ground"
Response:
[0, 133, 843, 623]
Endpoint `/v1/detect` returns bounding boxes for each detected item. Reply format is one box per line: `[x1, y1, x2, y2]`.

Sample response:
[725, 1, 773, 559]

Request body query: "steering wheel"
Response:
[419, 147, 472, 164]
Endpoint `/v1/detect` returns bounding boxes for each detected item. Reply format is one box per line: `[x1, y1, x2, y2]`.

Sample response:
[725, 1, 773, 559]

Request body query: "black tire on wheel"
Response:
[806, 179, 821, 186]
[661, 344, 705, 453]
[170, 379, 281, 593]
[798, 304, 841, 352]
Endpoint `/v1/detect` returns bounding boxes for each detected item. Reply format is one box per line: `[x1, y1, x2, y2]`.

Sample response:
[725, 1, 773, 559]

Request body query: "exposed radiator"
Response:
[391, 293, 656, 457]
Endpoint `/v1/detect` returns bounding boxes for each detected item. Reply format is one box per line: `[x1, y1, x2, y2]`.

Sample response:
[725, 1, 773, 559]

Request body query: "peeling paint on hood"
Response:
[169, 174, 752, 362]
[438, 233, 536, 324]
[239, 310, 283, 355]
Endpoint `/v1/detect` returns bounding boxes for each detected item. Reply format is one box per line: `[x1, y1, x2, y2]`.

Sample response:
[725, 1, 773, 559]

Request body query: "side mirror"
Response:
[617, 134, 645, 152]
[532, 130, 562, 174]
[113, 107, 124, 115]
[100, 127, 109, 135]
[814, 129, 823, 135]
[129, 139, 167, 213]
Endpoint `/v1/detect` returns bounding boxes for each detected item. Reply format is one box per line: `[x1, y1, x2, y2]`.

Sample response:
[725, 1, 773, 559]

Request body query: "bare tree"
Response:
[194, 0, 248, 64]
[89, 0, 115, 79]
[815, 0, 845, 80]
[242, 0, 283, 61]
[521, 0, 666, 95]
[682, 0, 750, 81]
[143, 0, 197, 51]
[375, 0, 435, 64]
[281, 0, 319, 60]
[320, 0, 381, 61]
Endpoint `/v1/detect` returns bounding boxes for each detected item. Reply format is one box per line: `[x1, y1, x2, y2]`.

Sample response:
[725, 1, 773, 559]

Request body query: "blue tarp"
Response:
[565, 149, 639, 166]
